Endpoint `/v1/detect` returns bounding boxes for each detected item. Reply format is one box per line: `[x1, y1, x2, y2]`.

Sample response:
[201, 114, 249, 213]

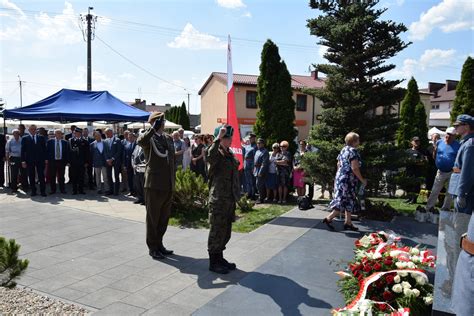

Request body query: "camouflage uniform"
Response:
[207, 138, 240, 255]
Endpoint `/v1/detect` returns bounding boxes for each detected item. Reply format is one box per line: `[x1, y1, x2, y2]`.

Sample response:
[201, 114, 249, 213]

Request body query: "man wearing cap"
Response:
[65, 125, 76, 141]
[405, 136, 428, 204]
[137, 112, 175, 260]
[243, 133, 257, 199]
[207, 125, 240, 274]
[450, 114, 474, 316]
[424, 127, 460, 212]
[69, 128, 89, 195]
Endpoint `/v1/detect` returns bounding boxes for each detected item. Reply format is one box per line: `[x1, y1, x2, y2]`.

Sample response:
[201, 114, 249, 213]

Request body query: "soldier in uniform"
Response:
[137, 112, 175, 260]
[450, 114, 474, 316]
[68, 128, 89, 195]
[207, 125, 240, 274]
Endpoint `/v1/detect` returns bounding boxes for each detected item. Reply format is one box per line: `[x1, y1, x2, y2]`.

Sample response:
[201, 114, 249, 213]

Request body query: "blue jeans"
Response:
[244, 169, 255, 198]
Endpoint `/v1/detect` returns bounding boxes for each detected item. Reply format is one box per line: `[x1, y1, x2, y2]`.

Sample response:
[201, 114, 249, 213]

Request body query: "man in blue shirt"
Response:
[243, 133, 257, 199]
[451, 114, 474, 316]
[424, 127, 460, 212]
[253, 138, 269, 203]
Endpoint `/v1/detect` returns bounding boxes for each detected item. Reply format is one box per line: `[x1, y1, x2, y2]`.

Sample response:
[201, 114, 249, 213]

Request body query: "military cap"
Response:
[257, 138, 265, 144]
[74, 127, 83, 133]
[249, 133, 256, 138]
[411, 136, 420, 141]
[213, 125, 234, 139]
[453, 114, 474, 127]
[148, 111, 165, 123]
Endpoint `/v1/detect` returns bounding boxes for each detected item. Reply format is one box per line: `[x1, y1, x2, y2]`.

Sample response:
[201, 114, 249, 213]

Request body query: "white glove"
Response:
[457, 196, 467, 209]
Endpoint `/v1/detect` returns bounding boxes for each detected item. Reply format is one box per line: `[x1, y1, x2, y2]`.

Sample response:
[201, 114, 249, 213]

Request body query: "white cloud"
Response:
[119, 73, 136, 80]
[167, 23, 226, 50]
[35, 2, 82, 44]
[216, 0, 246, 9]
[409, 0, 474, 40]
[386, 49, 457, 80]
[242, 12, 252, 18]
[1, 0, 25, 18]
[73, 66, 114, 91]
[0, 0, 28, 40]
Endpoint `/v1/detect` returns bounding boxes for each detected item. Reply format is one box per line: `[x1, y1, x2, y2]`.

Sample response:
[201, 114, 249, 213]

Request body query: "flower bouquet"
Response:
[334, 231, 436, 315]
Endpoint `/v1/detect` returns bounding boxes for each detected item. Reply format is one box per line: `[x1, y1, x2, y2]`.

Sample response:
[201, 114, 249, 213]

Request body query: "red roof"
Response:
[199, 72, 325, 95]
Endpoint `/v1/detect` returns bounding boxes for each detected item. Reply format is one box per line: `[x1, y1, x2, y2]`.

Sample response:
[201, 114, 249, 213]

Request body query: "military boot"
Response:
[219, 252, 236, 270]
[209, 253, 229, 274]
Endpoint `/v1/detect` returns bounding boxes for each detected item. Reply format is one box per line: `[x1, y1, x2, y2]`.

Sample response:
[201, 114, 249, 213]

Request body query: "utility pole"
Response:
[187, 92, 190, 114]
[18, 75, 23, 108]
[86, 6, 93, 91]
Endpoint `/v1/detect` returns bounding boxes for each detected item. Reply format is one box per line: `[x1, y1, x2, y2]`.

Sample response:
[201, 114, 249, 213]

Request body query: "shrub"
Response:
[0, 237, 29, 288]
[358, 199, 397, 222]
[173, 169, 209, 217]
[237, 194, 256, 213]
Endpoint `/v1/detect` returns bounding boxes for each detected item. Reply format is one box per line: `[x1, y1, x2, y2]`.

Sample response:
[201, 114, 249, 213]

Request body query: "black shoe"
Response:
[149, 249, 165, 260]
[105, 191, 113, 196]
[323, 218, 335, 231]
[159, 247, 174, 255]
[133, 200, 143, 204]
[140, 202, 145, 205]
[344, 224, 359, 231]
[209, 254, 229, 274]
[31, 191, 37, 197]
[49, 191, 56, 195]
[219, 253, 236, 270]
[41, 192, 47, 197]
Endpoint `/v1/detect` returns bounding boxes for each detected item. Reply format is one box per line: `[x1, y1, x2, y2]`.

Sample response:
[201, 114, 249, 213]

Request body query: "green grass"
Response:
[168, 204, 293, 233]
[368, 197, 419, 215]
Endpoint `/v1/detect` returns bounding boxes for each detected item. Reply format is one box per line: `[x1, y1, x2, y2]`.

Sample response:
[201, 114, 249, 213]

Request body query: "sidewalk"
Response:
[0, 192, 326, 315]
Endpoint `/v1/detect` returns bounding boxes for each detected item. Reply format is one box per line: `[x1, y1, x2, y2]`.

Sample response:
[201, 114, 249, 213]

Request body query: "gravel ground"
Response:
[0, 287, 91, 315]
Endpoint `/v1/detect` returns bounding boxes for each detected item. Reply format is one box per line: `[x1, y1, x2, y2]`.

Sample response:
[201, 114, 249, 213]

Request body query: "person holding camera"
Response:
[138, 112, 176, 260]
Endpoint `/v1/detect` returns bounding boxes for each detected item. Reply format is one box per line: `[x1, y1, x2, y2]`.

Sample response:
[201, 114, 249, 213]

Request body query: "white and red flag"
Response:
[226, 35, 243, 170]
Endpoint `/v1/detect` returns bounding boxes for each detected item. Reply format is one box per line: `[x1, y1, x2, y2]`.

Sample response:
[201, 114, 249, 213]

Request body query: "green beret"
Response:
[214, 125, 234, 139]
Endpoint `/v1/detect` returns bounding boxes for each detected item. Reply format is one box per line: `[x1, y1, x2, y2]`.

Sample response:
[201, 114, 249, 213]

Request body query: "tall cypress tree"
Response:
[412, 102, 429, 148]
[304, 1, 409, 193]
[254, 40, 296, 151]
[451, 56, 474, 121]
[179, 101, 191, 130]
[397, 77, 422, 148]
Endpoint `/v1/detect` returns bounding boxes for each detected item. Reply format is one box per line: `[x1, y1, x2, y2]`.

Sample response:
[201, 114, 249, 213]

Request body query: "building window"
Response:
[431, 104, 440, 110]
[296, 94, 307, 111]
[246, 91, 257, 108]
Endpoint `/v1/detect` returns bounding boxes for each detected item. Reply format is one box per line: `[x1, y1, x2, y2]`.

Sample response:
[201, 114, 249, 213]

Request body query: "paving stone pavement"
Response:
[0, 191, 327, 315]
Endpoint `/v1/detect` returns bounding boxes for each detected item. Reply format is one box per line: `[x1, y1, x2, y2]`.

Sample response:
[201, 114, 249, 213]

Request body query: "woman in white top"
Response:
[182, 137, 192, 171]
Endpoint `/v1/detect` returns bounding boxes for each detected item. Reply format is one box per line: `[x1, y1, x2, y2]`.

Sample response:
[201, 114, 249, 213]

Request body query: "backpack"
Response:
[297, 196, 313, 211]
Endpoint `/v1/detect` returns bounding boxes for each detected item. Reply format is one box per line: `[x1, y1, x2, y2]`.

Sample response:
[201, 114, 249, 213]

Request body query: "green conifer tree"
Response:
[451, 56, 474, 121]
[397, 77, 422, 148]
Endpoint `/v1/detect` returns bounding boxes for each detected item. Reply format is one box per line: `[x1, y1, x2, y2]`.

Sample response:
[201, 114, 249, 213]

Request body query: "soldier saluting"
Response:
[69, 127, 89, 195]
[137, 112, 175, 260]
[207, 125, 240, 274]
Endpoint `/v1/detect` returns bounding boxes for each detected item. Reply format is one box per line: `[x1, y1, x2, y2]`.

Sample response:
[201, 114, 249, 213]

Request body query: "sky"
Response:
[1, 0, 473, 114]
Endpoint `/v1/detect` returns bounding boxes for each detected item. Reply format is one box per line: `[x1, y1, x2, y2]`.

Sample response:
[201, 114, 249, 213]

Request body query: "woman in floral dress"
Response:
[323, 132, 367, 231]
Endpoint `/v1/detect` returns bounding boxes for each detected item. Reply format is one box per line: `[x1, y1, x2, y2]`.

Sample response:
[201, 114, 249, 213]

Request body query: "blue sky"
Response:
[1, 0, 473, 114]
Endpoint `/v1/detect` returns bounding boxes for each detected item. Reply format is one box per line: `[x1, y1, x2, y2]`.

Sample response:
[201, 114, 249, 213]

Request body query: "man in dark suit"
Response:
[82, 128, 95, 190]
[123, 132, 137, 196]
[104, 128, 123, 195]
[0, 132, 6, 187]
[69, 128, 89, 195]
[65, 125, 76, 141]
[21, 124, 47, 196]
[46, 129, 69, 194]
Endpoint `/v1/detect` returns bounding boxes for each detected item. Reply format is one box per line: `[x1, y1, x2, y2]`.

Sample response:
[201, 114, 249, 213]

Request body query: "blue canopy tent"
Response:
[3, 89, 149, 122]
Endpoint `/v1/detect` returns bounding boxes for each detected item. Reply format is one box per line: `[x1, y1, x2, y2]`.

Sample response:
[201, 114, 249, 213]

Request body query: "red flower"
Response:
[374, 280, 384, 289]
[385, 274, 395, 284]
[384, 258, 393, 266]
[383, 291, 394, 301]
[378, 303, 388, 311]
[374, 263, 382, 271]
[364, 265, 372, 273]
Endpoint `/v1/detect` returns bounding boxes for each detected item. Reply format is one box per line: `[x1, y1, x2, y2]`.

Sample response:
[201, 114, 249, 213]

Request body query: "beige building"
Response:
[199, 71, 325, 140]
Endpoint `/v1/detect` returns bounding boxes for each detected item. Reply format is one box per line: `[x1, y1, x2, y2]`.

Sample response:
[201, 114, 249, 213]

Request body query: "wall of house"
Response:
[200, 78, 227, 135]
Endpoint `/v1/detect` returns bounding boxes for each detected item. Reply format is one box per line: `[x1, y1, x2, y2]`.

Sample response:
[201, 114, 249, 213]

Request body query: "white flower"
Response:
[372, 252, 382, 259]
[395, 262, 405, 269]
[401, 281, 412, 289]
[399, 271, 408, 277]
[358, 236, 372, 248]
[410, 248, 420, 256]
[394, 275, 401, 283]
[424, 295, 433, 305]
[392, 284, 403, 293]
[390, 250, 401, 257]
[411, 255, 420, 263]
[416, 276, 427, 285]
[406, 262, 416, 269]
[412, 289, 420, 297]
[403, 288, 413, 296]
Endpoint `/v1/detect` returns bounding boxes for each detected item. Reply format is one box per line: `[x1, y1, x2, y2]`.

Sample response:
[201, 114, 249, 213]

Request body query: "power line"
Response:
[95, 34, 193, 92]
